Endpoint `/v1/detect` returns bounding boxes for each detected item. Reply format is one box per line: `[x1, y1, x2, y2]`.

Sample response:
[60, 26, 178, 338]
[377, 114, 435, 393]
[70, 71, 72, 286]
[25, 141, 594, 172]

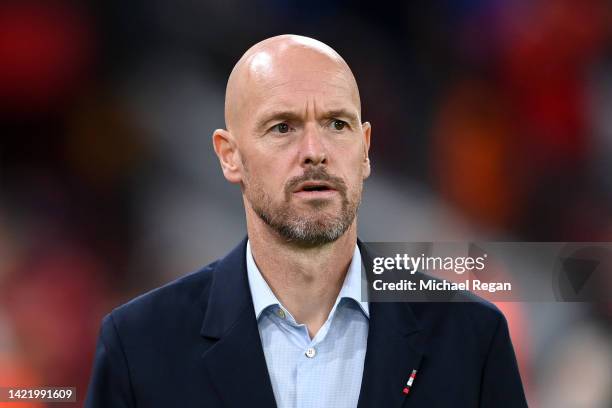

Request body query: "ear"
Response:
[361, 121, 372, 179]
[212, 129, 242, 184]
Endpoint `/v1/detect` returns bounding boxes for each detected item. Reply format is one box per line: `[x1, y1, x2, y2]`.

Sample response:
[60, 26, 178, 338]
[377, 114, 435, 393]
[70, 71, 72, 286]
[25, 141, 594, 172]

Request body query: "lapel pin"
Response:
[402, 369, 418, 395]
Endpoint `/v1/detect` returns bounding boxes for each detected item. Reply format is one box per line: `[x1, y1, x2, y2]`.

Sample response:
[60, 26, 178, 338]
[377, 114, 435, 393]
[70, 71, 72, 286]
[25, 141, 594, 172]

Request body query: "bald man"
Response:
[85, 35, 527, 408]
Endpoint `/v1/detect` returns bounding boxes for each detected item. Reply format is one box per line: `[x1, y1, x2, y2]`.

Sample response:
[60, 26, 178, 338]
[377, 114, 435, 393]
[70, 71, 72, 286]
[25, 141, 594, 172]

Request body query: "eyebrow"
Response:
[255, 108, 360, 132]
[255, 111, 303, 132]
[321, 109, 360, 126]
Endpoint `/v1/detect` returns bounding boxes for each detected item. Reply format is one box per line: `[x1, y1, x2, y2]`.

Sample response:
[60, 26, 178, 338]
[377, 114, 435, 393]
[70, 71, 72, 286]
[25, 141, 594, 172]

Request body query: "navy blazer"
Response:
[85, 238, 528, 407]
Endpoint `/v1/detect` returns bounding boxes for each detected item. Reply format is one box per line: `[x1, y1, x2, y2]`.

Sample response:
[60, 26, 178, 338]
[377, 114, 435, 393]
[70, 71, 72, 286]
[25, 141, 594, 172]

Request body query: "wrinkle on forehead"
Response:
[224, 35, 361, 132]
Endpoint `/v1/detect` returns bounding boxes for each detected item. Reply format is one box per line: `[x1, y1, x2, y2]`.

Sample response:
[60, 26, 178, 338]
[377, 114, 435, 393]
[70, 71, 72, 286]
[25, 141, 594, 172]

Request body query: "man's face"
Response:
[231, 46, 370, 246]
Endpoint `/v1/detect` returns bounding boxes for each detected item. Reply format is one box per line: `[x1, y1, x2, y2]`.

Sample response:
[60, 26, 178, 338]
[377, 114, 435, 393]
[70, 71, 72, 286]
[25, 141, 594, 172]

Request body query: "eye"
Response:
[272, 123, 290, 133]
[331, 120, 348, 131]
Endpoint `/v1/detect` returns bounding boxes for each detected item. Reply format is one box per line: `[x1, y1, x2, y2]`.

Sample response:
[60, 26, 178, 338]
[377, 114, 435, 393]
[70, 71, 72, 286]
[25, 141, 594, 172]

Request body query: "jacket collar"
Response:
[200, 237, 251, 339]
[356, 241, 425, 407]
[199, 237, 277, 407]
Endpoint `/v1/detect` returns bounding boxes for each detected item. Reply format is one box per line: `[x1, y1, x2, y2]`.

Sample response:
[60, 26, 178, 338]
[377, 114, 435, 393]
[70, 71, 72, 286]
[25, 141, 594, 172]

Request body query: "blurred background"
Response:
[1, 0, 611, 406]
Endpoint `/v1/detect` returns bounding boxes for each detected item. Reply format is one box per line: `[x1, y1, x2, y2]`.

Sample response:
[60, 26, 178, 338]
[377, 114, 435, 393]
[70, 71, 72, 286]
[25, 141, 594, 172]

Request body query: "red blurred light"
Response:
[0, 1, 94, 114]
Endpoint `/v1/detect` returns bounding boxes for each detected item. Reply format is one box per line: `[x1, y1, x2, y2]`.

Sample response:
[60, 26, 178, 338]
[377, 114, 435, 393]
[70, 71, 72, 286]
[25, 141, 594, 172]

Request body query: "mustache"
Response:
[284, 167, 347, 197]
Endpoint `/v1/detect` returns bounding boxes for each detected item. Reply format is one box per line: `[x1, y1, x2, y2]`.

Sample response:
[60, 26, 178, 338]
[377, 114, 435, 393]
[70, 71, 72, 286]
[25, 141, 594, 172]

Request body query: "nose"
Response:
[299, 124, 327, 167]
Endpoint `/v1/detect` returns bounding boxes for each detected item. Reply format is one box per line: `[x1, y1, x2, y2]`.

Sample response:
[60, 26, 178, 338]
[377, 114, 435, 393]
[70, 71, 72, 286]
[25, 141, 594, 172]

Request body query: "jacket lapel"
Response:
[199, 238, 277, 407]
[357, 241, 425, 408]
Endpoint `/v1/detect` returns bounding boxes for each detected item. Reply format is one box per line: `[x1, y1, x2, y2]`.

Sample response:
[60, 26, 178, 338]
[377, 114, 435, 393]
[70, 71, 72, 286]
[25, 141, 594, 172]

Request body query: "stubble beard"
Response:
[243, 165, 362, 246]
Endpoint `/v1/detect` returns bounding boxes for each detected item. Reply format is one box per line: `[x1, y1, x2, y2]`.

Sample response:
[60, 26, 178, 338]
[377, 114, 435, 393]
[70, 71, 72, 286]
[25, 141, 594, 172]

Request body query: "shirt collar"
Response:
[246, 240, 369, 320]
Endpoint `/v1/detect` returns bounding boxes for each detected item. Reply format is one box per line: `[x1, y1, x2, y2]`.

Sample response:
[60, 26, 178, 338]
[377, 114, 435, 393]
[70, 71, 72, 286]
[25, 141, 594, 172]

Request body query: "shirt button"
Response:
[277, 308, 286, 319]
[305, 347, 317, 358]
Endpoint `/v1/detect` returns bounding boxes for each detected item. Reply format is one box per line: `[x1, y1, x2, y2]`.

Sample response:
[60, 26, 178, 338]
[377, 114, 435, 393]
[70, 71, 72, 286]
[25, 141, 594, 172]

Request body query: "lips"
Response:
[293, 181, 336, 193]
[285, 169, 347, 201]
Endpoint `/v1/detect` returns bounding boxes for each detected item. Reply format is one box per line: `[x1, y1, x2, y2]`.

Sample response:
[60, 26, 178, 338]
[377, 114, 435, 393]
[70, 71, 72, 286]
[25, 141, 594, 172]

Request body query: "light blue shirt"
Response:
[246, 241, 369, 408]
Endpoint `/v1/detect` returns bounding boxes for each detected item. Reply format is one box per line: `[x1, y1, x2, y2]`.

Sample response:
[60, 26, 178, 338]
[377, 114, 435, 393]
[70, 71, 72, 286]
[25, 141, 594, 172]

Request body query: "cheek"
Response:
[336, 145, 367, 179]
[245, 158, 288, 194]
[247, 144, 296, 180]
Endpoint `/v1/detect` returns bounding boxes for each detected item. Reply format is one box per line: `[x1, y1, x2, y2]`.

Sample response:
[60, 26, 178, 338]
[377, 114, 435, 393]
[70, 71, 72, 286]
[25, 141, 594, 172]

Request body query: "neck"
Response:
[246, 207, 357, 338]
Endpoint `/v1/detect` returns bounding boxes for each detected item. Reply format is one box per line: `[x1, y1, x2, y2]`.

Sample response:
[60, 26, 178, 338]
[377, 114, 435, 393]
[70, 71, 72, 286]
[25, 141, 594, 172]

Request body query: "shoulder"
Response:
[412, 288, 504, 325]
[407, 290, 508, 354]
[104, 260, 219, 336]
[452, 293, 507, 340]
[408, 271, 506, 327]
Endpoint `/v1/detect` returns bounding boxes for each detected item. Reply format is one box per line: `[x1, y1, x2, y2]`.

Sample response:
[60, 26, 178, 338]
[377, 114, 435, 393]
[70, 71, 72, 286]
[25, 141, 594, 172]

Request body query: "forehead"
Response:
[243, 49, 360, 119]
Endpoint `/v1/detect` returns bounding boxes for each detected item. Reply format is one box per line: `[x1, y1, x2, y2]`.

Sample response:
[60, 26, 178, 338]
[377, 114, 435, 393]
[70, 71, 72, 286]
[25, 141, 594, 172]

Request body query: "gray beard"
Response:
[244, 167, 361, 246]
[250, 196, 357, 246]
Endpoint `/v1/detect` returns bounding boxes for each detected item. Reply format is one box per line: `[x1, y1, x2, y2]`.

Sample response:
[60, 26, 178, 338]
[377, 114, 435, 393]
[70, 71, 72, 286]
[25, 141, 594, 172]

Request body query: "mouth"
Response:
[293, 181, 338, 198]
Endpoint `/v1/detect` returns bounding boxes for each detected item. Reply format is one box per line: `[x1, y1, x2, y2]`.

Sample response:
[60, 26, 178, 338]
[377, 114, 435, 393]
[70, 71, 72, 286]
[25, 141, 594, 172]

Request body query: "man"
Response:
[85, 35, 527, 407]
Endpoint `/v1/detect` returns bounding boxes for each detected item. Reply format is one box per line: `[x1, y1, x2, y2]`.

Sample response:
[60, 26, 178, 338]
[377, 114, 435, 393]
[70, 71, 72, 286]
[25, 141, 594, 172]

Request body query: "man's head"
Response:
[213, 34, 371, 246]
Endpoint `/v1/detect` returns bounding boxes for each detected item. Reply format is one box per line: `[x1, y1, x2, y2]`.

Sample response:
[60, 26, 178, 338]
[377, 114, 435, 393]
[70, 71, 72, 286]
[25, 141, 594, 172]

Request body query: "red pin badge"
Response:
[402, 369, 418, 395]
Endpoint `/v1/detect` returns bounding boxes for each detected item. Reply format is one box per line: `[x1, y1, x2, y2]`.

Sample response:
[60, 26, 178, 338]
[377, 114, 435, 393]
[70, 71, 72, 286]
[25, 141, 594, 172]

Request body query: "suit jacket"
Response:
[85, 238, 528, 407]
